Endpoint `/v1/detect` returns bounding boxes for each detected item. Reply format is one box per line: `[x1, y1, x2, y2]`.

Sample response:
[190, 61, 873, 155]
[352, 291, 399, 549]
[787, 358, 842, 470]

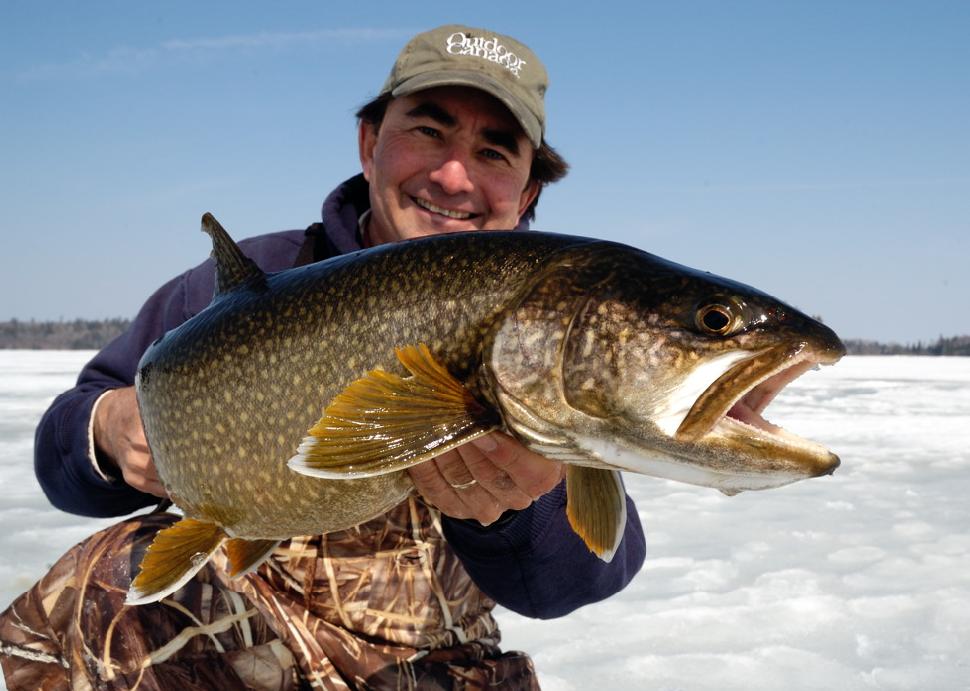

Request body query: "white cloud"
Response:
[160, 27, 412, 52]
[16, 27, 414, 81]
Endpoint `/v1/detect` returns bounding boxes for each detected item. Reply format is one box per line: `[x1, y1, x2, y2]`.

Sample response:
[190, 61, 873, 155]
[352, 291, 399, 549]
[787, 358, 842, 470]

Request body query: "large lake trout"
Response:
[129, 214, 844, 604]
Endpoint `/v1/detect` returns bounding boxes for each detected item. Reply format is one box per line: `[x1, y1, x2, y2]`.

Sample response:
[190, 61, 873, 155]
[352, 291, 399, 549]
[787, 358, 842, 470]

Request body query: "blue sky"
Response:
[2, 1, 967, 344]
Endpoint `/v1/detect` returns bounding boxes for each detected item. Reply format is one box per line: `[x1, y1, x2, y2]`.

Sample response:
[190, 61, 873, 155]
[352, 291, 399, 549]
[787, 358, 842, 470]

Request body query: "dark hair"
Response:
[355, 93, 569, 223]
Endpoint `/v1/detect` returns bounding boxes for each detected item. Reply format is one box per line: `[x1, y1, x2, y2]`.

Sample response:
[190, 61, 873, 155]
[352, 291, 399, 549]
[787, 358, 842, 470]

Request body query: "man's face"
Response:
[359, 86, 538, 245]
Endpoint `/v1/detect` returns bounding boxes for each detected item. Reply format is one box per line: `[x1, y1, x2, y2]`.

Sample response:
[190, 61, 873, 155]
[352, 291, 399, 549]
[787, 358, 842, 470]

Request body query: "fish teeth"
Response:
[653, 350, 752, 436]
[415, 198, 473, 219]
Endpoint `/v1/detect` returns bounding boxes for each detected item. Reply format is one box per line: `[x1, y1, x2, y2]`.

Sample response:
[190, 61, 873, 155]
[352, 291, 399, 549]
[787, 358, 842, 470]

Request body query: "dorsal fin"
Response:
[201, 212, 266, 296]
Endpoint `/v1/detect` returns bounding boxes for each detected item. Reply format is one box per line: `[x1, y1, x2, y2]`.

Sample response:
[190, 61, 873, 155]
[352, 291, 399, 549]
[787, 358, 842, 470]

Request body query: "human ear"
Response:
[517, 179, 540, 220]
[358, 121, 378, 182]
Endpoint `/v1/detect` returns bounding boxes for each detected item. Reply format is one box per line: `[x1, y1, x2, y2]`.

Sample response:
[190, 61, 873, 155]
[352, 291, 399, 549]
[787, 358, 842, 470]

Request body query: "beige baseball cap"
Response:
[381, 25, 547, 148]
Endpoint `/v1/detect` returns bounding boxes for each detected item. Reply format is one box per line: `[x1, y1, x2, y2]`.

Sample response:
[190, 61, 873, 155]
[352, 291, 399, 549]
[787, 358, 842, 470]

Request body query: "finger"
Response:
[410, 440, 554, 526]
[131, 425, 149, 447]
[120, 467, 168, 498]
[411, 450, 508, 525]
[141, 479, 169, 498]
[434, 448, 480, 489]
[442, 444, 533, 517]
[130, 440, 151, 455]
[468, 433, 564, 499]
[114, 442, 164, 488]
[407, 455, 475, 520]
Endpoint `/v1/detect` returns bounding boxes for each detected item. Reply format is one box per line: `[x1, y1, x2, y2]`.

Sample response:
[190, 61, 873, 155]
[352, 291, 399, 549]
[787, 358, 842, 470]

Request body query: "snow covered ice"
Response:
[2, 351, 969, 690]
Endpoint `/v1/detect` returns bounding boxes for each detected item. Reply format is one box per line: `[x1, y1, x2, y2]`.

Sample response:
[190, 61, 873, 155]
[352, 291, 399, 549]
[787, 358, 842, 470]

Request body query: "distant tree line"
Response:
[0, 318, 131, 349]
[2, 318, 969, 355]
[843, 335, 970, 356]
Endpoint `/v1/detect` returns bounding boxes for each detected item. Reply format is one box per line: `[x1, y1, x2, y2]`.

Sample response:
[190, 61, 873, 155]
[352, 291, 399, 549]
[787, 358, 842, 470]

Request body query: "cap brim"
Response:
[390, 70, 542, 148]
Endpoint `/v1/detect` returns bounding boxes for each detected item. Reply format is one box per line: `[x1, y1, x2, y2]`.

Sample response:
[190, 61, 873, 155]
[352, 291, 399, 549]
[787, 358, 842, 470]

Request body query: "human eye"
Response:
[480, 147, 509, 163]
[416, 125, 441, 139]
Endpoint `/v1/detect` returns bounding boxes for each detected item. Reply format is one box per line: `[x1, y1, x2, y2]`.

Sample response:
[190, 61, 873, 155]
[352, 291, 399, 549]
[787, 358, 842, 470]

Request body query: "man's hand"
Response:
[407, 431, 565, 525]
[93, 386, 168, 498]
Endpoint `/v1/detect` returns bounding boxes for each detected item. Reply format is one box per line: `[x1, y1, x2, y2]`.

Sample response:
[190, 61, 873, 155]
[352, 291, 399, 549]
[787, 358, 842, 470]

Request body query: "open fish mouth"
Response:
[675, 342, 842, 474]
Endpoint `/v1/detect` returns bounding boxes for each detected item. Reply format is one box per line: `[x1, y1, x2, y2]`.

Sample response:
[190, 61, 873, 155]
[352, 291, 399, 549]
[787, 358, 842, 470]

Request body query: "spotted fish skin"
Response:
[136, 219, 844, 546]
[135, 229, 591, 539]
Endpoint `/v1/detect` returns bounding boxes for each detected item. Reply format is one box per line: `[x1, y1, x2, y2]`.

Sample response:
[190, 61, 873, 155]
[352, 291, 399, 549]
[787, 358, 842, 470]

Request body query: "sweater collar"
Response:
[318, 173, 371, 254]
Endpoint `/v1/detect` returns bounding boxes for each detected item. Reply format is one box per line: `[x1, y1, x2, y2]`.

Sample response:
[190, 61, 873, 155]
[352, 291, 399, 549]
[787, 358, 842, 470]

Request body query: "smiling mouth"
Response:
[413, 197, 477, 220]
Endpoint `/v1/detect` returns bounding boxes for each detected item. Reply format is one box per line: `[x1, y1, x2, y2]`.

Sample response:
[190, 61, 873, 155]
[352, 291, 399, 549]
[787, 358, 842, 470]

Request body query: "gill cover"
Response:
[483, 242, 632, 561]
[485, 241, 624, 426]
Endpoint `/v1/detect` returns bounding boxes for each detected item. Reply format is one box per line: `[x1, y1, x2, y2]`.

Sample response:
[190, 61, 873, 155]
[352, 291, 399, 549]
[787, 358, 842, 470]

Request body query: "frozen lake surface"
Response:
[2, 351, 969, 690]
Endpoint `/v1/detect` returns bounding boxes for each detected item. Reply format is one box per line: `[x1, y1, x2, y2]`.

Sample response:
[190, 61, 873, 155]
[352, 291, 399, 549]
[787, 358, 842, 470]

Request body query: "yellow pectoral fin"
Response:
[288, 344, 498, 479]
[127, 518, 227, 605]
[565, 466, 628, 563]
[224, 538, 280, 578]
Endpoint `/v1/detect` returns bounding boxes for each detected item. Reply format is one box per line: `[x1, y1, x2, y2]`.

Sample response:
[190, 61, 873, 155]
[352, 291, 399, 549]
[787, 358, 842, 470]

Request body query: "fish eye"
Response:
[695, 300, 741, 335]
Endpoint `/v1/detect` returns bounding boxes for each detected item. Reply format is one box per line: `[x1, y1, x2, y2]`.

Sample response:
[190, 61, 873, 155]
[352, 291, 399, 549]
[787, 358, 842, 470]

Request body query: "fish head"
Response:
[484, 240, 845, 494]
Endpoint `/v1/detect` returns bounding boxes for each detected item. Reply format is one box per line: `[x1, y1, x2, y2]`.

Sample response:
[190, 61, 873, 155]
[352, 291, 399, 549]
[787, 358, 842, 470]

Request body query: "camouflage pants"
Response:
[0, 500, 539, 690]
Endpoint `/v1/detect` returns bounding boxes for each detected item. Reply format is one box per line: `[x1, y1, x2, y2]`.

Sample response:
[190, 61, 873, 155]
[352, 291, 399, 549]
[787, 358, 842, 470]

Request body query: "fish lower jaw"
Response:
[714, 416, 838, 468]
[677, 351, 836, 446]
[570, 434, 808, 494]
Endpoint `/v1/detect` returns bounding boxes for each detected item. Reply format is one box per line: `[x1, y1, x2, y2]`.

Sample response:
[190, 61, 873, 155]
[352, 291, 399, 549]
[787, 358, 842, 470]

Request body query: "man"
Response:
[2, 25, 645, 690]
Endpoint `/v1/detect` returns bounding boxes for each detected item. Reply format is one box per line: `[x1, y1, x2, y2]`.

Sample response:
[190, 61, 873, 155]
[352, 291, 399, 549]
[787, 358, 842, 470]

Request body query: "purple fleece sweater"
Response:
[34, 174, 646, 619]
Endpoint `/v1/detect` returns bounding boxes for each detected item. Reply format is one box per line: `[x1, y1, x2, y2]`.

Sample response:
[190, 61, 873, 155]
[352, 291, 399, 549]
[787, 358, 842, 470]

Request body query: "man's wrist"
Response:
[88, 390, 120, 482]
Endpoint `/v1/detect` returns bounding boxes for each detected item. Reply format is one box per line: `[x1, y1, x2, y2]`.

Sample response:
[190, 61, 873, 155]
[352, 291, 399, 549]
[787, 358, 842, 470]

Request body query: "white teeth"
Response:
[415, 198, 472, 220]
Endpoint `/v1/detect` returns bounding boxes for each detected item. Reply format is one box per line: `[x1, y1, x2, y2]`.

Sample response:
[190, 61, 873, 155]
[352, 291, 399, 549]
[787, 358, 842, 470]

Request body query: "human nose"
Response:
[428, 153, 474, 195]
